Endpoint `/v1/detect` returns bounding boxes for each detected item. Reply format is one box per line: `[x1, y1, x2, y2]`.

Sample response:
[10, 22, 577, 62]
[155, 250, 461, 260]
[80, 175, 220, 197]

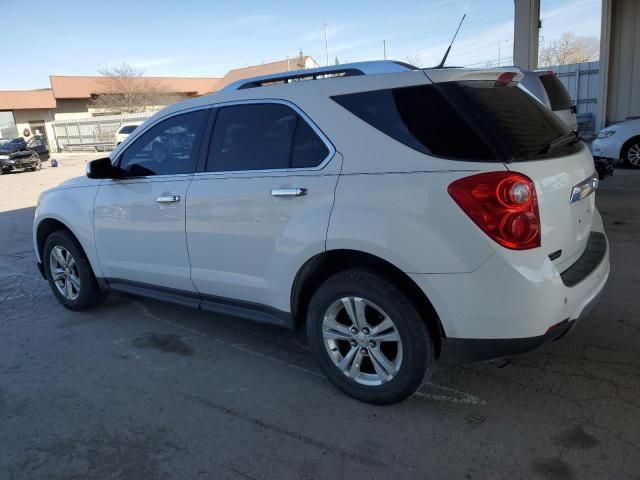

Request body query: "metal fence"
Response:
[549, 61, 600, 137]
[51, 112, 153, 152]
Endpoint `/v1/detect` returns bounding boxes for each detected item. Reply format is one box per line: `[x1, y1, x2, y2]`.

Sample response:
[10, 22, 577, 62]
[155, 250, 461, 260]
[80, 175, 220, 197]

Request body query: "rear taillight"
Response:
[448, 172, 541, 250]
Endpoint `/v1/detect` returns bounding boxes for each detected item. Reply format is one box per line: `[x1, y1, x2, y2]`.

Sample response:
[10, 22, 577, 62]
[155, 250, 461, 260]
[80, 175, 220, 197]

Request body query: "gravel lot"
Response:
[1, 155, 639, 479]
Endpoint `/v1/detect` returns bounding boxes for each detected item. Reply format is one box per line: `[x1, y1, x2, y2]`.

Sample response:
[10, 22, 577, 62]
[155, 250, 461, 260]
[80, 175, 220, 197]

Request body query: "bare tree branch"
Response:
[90, 63, 180, 114]
[405, 54, 424, 68]
[296, 49, 306, 69]
[539, 33, 600, 67]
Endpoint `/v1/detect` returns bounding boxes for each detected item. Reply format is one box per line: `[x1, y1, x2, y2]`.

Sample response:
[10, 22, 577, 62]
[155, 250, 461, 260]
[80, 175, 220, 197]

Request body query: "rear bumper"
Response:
[442, 319, 576, 364]
[410, 215, 610, 363]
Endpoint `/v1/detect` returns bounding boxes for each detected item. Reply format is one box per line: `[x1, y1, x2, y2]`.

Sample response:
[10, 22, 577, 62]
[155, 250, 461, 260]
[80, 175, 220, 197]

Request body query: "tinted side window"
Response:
[119, 125, 138, 134]
[208, 104, 297, 172]
[291, 119, 329, 168]
[119, 110, 207, 177]
[332, 86, 496, 161]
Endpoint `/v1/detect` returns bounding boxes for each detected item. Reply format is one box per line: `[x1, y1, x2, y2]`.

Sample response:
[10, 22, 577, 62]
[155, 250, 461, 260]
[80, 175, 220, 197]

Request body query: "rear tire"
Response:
[43, 230, 107, 310]
[622, 140, 640, 169]
[306, 269, 436, 405]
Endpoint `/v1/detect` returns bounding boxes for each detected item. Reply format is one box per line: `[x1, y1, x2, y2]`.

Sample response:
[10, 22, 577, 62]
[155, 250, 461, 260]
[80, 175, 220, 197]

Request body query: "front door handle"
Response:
[270, 188, 307, 198]
[155, 195, 181, 204]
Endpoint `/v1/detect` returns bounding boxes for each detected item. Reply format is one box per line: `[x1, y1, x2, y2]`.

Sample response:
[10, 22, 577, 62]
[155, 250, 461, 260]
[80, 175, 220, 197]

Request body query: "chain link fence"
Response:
[51, 112, 153, 152]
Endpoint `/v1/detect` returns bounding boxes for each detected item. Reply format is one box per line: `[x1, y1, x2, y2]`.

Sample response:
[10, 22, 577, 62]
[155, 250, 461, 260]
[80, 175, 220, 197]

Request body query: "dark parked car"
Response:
[26, 135, 50, 162]
[0, 138, 43, 174]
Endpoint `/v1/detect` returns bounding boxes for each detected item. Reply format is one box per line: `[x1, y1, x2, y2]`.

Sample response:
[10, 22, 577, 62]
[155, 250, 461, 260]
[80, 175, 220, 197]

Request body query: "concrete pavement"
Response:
[1, 158, 639, 479]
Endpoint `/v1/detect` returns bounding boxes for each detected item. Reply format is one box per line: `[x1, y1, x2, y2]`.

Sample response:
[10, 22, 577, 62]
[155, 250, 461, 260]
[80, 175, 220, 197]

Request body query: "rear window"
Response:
[332, 81, 580, 162]
[539, 73, 573, 111]
[119, 125, 138, 134]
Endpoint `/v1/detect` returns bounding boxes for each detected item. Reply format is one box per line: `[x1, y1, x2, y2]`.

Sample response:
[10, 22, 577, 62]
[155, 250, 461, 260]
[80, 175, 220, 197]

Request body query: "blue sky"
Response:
[0, 0, 601, 90]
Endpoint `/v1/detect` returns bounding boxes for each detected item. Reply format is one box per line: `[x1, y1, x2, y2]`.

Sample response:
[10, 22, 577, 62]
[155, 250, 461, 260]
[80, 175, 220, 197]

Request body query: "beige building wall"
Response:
[53, 99, 91, 120]
[12, 108, 58, 152]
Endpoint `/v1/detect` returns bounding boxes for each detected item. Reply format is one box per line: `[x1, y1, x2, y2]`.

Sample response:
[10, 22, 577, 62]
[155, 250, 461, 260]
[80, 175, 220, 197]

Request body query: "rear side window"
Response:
[207, 103, 329, 172]
[538, 74, 573, 111]
[332, 86, 496, 161]
[333, 81, 579, 162]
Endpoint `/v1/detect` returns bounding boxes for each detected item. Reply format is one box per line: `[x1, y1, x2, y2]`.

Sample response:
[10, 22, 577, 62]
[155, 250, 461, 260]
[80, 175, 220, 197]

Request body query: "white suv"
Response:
[34, 61, 610, 404]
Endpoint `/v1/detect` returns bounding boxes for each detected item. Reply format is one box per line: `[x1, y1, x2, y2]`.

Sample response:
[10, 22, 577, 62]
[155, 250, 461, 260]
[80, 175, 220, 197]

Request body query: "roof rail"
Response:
[221, 60, 416, 92]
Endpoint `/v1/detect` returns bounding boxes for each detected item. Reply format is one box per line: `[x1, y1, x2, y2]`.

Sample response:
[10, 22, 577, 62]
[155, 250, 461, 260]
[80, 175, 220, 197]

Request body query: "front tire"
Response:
[622, 140, 640, 168]
[306, 269, 436, 405]
[43, 230, 106, 310]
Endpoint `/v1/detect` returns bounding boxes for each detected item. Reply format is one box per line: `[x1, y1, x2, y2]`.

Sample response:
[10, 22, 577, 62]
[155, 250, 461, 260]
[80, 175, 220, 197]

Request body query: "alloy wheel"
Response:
[627, 143, 640, 166]
[49, 246, 81, 300]
[322, 297, 403, 386]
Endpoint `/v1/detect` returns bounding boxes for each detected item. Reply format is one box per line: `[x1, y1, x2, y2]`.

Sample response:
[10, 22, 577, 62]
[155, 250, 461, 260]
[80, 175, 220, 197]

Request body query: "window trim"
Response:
[111, 99, 335, 179]
[199, 99, 336, 176]
[112, 105, 213, 179]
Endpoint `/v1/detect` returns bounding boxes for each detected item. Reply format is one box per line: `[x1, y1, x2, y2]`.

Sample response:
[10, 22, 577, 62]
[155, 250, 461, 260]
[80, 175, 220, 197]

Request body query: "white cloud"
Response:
[540, 0, 601, 40]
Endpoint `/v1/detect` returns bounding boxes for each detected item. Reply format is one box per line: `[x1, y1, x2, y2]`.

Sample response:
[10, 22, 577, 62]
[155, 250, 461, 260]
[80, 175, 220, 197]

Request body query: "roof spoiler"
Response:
[424, 67, 524, 84]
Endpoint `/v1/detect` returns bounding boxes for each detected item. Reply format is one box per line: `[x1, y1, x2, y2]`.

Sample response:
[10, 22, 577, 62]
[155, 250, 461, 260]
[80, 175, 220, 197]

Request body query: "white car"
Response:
[520, 70, 578, 130]
[592, 118, 640, 168]
[34, 61, 610, 404]
[114, 122, 141, 145]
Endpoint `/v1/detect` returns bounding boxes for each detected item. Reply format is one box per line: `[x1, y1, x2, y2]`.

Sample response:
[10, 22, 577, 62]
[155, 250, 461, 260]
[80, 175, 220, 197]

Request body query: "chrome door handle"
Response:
[270, 188, 307, 198]
[155, 195, 181, 203]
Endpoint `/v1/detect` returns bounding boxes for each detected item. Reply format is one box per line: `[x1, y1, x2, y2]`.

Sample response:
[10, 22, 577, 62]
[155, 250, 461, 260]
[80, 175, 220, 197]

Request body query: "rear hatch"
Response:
[424, 68, 595, 268]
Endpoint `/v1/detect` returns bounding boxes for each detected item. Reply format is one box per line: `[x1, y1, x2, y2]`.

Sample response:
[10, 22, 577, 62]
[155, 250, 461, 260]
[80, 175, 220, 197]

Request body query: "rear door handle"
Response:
[155, 195, 181, 203]
[270, 188, 307, 198]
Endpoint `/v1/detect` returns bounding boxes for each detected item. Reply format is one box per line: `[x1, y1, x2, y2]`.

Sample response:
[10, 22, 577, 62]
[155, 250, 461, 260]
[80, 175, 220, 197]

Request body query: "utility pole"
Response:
[498, 39, 509, 67]
[383, 40, 387, 60]
[324, 22, 329, 66]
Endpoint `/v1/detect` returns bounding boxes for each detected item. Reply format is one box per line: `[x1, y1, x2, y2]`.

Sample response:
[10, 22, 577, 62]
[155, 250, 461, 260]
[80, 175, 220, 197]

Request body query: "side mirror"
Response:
[86, 157, 123, 179]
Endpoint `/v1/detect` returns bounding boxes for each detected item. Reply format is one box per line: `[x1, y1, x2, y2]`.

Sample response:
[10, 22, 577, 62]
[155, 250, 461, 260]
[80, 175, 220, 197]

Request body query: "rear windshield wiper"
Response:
[539, 130, 579, 155]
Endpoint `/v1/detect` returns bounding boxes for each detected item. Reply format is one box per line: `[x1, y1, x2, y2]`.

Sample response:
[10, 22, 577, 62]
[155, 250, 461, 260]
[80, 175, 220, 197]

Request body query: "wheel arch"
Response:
[35, 217, 94, 276]
[291, 249, 444, 356]
[620, 135, 640, 160]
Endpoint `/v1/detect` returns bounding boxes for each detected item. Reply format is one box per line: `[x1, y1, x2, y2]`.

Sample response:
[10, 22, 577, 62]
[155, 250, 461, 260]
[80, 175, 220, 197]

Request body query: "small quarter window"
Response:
[292, 118, 329, 168]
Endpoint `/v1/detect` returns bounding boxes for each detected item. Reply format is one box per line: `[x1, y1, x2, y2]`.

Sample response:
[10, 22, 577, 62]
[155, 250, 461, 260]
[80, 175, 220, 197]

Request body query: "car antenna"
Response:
[434, 14, 466, 69]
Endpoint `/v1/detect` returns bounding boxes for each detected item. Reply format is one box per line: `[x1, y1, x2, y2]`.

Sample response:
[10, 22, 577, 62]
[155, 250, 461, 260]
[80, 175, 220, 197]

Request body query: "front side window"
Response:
[207, 103, 329, 172]
[119, 110, 207, 177]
